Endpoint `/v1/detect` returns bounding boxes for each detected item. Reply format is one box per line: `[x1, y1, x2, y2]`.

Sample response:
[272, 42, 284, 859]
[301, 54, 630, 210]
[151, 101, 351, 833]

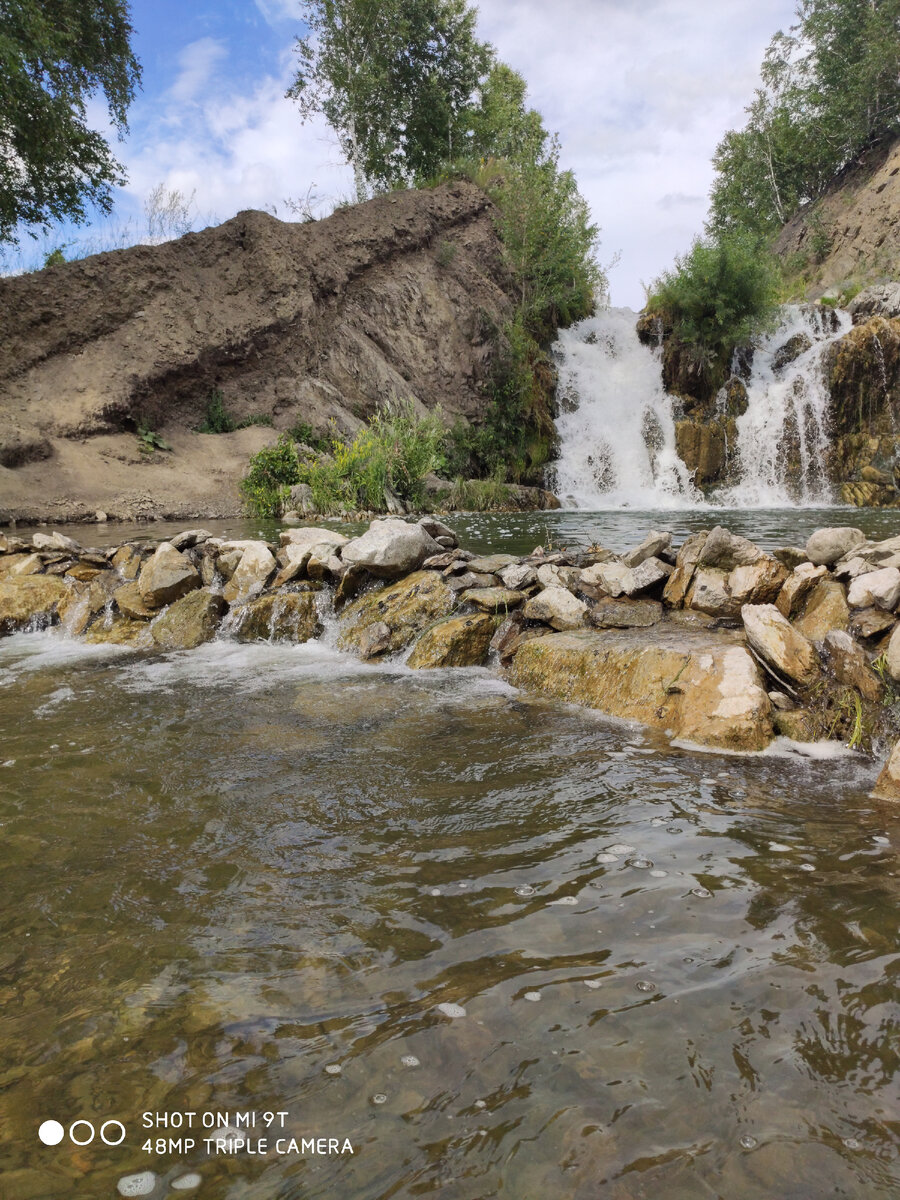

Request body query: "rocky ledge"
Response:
[4, 517, 900, 798]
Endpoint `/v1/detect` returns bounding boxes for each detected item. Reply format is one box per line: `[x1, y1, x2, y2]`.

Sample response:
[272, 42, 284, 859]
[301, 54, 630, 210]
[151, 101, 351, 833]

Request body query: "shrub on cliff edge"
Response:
[646, 233, 781, 382]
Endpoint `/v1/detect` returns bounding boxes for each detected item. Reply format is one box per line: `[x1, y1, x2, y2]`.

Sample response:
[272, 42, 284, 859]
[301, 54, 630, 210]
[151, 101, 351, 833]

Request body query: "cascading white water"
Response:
[550, 307, 700, 508]
[551, 303, 853, 509]
[716, 304, 852, 506]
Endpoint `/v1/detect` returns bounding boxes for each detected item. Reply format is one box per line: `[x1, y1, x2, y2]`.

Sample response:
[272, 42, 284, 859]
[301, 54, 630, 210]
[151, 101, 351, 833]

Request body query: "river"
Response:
[2, 508, 899, 1198]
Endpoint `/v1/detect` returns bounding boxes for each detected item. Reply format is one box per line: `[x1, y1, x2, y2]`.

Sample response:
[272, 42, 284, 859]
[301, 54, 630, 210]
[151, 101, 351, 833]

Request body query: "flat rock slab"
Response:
[508, 626, 773, 751]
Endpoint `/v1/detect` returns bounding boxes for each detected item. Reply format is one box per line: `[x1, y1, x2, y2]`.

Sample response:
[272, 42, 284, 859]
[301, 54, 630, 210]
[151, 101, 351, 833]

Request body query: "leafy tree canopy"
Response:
[0, 0, 141, 244]
[709, 0, 900, 236]
[288, 0, 491, 200]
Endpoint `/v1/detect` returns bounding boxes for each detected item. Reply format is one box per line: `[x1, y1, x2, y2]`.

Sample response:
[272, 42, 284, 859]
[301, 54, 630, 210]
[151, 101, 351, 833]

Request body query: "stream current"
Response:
[2, 511, 900, 1198]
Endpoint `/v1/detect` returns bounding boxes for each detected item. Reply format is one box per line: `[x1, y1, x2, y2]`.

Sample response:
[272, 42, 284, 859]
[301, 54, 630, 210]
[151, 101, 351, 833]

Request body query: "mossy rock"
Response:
[407, 612, 499, 668]
[151, 587, 227, 649]
[339, 570, 454, 655]
[231, 592, 321, 643]
[84, 615, 153, 647]
[0, 574, 68, 634]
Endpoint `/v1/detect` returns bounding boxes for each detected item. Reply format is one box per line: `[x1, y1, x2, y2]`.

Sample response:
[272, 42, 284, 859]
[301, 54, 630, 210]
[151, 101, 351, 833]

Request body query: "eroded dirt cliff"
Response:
[0, 181, 515, 522]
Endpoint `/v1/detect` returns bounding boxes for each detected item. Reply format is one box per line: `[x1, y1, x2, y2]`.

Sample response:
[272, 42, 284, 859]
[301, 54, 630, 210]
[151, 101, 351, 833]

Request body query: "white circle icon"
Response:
[38, 1120, 65, 1146]
[101, 1120, 127, 1146]
[69, 1120, 95, 1146]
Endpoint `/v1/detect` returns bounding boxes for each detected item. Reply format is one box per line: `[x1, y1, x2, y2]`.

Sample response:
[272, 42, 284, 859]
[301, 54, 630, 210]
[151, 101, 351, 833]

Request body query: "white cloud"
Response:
[108, 0, 800, 305]
[169, 38, 229, 105]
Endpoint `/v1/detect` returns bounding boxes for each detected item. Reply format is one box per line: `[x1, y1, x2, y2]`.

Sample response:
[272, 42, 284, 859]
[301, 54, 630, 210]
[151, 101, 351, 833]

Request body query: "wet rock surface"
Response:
[4, 517, 900, 779]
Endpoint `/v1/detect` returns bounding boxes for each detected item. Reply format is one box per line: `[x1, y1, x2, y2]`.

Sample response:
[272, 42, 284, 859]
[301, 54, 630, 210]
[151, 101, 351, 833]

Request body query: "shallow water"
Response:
[12, 502, 900, 559]
[3, 509, 900, 1197]
[2, 621, 899, 1199]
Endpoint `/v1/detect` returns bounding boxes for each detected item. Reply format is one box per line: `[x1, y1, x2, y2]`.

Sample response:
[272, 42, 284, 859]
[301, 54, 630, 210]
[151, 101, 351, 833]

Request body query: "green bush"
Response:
[197, 389, 274, 434]
[240, 435, 302, 516]
[447, 472, 513, 512]
[646, 232, 781, 376]
[294, 399, 446, 516]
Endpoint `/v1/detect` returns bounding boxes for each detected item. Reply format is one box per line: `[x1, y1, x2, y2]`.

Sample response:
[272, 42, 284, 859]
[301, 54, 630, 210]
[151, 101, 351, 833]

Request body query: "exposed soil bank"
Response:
[0, 182, 519, 523]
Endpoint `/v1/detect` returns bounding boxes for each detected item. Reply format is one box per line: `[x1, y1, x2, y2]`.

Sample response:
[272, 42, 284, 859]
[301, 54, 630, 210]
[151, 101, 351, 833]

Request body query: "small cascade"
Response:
[550, 307, 700, 508]
[716, 304, 852, 505]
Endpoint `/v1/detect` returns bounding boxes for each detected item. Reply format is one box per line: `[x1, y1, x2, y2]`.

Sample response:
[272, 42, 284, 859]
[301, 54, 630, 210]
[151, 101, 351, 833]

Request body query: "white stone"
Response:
[742, 603, 820, 686]
[848, 567, 900, 612]
[117, 1173, 157, 1197]
[223, 542, 276, 605]
[499, 563, 537, 590]
[623, 530, 672, 568]
[806, 526, 865, 566]
[523, 586, 588, 630]
[279, 526, 349, 549]
[31, 530, 80, 552]
[341, 518, 441, 579]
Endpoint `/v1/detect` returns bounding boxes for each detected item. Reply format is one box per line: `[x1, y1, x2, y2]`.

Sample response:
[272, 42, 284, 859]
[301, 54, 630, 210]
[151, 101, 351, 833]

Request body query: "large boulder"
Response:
[0, 574, 69, 634]
[341, 519, 441, 579]
[728, 559, 788, 606]
[819, 630, 883, 702]
[523, 586, 589, 630]
[407, 612, 498, 668]
[847, 567, 900, 612]
[279, 526, 348, 549]
[231, 592, 321, 643]
[339, 570, 454, 655]
[687, 568, 737, 618]
[590, 598, 662, 629]
[114, 581, 156, 620]
[138, 543, 201, 609]
[222, 542, 276, 605]
[662, 531, 707, 607]
[742, 604, 820, 687]
[697, 526, 762, 569]
[794, 579, 850, 640]
[776, 563, 828, 618]
[806, 527, 865, 566]
[508, 627, 773, 751]
[622, 530, 672, 568]
[151, 588, 227, 650]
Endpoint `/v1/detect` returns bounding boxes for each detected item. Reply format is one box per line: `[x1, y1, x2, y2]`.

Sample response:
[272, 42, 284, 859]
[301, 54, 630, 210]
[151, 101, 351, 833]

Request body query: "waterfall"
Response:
[550, 303, 852, 509]
[550, 307, 700, 508]
[715, 304, 852, 506]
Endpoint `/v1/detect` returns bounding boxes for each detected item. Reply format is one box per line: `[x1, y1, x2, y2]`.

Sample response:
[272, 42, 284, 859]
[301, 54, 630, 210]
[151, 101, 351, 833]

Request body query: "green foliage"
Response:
[136, 424, 172, 455]
[1, 0, 141, 244]
[240, 435, 302, 517]
[446, 472, 512, 511]
[287, 0, 491, 201]
[435, 239, 457, 268]
[42, 246, 67, 267]
[710, 0, 900, 236]
[296, 400, 446, 514]
[196, 390, 274, 434]
[288, 420, 328, 451]
[196, 389, 237, 434]
[646, 232, 781, 377]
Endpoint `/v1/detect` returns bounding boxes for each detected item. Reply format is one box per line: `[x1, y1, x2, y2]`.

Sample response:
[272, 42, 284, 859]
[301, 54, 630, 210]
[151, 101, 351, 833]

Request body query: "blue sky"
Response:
[40, 0, 800, 306]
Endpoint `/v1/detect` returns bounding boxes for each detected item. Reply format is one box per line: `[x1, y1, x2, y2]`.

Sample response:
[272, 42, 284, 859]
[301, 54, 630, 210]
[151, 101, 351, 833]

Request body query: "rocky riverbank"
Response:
[4, 517, 900, 797]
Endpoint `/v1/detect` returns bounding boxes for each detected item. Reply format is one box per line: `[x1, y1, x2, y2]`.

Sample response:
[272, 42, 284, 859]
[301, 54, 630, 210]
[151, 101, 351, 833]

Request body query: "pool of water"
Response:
[10, 504, 900, 560]
[1, 613, 899, 1198]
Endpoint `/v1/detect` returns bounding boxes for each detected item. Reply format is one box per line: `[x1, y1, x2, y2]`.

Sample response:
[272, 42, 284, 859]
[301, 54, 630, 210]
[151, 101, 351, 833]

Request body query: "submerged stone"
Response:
[508, 626, 773, 751]
[84, 615, 153, 647]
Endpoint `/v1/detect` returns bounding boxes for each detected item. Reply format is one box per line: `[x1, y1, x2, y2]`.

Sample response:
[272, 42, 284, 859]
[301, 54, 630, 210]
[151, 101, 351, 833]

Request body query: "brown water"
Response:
[2, 509, 900, 1198]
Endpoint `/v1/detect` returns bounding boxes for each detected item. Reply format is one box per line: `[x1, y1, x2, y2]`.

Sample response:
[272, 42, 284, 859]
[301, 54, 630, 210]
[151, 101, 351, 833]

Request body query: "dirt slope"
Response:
[774, 135, 900, 298]
[0, 181, 515, 522]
